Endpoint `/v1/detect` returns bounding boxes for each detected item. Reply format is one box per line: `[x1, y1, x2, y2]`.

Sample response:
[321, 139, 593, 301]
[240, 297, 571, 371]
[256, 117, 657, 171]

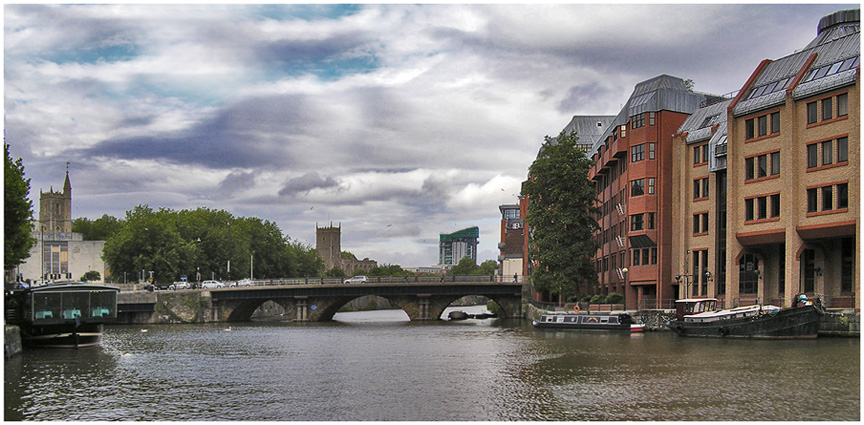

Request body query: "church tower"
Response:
[39, 167, 73, 234]
[316, 223, 341, 271]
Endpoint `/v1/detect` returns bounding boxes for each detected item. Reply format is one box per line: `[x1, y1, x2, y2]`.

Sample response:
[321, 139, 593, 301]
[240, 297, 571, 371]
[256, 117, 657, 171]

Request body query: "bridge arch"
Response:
[211, 283, 524, 322]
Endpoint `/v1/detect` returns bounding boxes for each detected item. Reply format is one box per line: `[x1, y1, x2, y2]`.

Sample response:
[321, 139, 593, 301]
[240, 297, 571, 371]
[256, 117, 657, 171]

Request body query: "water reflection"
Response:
[5, 309, 860, 421]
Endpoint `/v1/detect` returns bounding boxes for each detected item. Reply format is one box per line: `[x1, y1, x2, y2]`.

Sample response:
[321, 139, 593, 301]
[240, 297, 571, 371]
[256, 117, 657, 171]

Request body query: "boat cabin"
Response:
[6, 282, 119, 326]
[674, 298, 719, 321]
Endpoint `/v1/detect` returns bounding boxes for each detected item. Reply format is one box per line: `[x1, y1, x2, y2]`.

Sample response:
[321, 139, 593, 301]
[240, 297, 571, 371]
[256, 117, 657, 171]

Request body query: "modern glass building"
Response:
[439, 227, 479, 266]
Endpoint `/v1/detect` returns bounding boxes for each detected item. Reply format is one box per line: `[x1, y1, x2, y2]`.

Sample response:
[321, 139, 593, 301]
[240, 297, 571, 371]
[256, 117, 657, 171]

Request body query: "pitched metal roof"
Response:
[588, 74, 708, 157]
[733, 9, 860, 116]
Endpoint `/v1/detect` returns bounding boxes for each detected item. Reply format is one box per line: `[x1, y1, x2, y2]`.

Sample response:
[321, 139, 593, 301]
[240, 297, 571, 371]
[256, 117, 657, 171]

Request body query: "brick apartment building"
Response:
[585, 75, 713, 310]
[721, 9, 859, 311]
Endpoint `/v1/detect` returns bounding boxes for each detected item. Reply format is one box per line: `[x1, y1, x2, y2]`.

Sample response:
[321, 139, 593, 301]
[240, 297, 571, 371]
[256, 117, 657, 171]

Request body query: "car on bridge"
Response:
[168, 281, 191, 290]
[343, 276, 368, 284]
[201, 280, 225, 289]
[230, 279, 253, 287]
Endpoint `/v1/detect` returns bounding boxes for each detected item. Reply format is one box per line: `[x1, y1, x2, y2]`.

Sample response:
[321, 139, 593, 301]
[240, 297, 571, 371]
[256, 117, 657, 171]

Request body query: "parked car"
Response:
[232, 279, 253, 287]
[344, 276, 368, 284]
[201, 280, 224, 289]
[168, 281, 191, 290]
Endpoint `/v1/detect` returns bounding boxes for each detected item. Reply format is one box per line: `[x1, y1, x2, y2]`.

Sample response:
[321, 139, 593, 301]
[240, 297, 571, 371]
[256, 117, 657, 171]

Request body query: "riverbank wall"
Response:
[523, 301, 859, 336]
[5, 325, 22, 357]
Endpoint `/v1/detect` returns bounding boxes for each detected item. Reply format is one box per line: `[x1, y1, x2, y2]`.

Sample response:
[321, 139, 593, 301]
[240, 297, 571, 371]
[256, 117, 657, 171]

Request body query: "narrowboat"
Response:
[666, 296, 824, 339]
[532, 312, 644, 332]
[4, 282, 119, 348]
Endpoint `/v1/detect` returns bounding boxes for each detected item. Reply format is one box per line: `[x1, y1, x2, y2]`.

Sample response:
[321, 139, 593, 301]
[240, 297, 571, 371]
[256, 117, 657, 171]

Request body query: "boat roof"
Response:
[28, 282, 120, 292]
[675, 298, 719, 303]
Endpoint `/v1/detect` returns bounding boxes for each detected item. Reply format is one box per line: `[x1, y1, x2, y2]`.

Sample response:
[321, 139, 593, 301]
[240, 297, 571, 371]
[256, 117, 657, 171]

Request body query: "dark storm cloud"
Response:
[557, 83, 615, 114]
[218, 171, 257, 199]
[78, 93, 330, 169]
[278, 172, 339, 197]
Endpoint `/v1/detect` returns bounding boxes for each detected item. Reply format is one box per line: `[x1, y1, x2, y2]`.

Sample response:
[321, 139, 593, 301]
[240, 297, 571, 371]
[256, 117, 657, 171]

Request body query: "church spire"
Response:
[63, 161, 71, 194]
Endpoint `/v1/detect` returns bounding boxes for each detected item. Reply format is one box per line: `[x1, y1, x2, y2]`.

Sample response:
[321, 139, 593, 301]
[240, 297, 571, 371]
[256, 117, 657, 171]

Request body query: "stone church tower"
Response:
[39, 169, 72, 233]
[316, 223, 341, 271]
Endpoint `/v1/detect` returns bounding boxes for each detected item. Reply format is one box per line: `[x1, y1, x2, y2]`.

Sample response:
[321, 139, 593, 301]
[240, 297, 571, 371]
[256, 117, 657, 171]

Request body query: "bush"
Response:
[580, 295, 593, 303]
[605, 292, 624, 304]
[589, 294, 604, 304]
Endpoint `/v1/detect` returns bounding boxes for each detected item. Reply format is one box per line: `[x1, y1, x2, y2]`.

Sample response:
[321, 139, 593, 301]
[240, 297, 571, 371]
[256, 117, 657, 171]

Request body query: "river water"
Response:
[5, 307, 860, 421]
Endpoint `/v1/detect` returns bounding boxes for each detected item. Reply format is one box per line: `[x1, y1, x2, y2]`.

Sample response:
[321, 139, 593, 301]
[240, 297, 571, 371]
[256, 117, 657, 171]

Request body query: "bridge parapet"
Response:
[211, 282, 525, 322]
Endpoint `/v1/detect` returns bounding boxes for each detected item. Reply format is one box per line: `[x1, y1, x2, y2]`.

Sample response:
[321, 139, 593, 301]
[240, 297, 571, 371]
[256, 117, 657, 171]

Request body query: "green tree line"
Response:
[74, 205, 323, 284]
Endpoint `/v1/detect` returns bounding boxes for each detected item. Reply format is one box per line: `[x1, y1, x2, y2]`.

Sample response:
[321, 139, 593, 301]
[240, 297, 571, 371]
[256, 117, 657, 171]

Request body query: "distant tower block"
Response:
[316, 223, 341, 271]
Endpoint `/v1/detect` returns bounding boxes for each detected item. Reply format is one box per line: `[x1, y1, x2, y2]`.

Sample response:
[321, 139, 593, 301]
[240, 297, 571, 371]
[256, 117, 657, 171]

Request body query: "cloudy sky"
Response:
[4, 3, 851, 267]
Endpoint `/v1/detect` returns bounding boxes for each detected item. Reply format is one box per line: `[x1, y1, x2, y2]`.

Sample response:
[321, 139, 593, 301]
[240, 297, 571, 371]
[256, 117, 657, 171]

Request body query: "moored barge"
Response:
[533, 312, 644, 332]
[5, 282, 119, 348]
[666, 296, 824, 339]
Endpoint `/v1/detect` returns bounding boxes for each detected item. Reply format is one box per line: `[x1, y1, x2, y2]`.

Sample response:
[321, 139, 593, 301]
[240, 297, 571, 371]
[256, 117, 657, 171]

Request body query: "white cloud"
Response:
[5, 3, 848, 267]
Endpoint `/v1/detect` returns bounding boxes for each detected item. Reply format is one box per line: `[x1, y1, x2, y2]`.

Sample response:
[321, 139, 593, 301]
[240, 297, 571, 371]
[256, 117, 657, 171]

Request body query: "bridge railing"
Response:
[247, 275, 525, 286]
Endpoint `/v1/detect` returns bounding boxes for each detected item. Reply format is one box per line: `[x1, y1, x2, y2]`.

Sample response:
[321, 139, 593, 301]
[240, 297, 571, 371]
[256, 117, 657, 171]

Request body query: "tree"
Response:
[73, 214, 121, 240]
[521, 130, 600, 305]
[80, 270, 101, 282]
[5, 144, 36, 272]
[449, 257, 478, 275]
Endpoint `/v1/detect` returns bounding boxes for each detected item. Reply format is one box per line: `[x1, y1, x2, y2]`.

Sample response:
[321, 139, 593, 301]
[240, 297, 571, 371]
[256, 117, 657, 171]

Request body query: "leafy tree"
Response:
[325, 267, 346, 278]
[522, 130, 600, 305]
[80, 270, 101, 282]
[477, 260, 498, 276]
[103, 205, 197, 284]
[73, 214, 121, 240]
[102, 206, 324, 283]
[449, 257, 478, 275]
[4, 144, 36, 272]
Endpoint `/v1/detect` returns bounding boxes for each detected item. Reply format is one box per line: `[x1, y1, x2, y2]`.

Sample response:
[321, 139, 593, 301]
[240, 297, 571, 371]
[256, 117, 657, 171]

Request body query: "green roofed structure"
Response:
[439, 227, 479, 266]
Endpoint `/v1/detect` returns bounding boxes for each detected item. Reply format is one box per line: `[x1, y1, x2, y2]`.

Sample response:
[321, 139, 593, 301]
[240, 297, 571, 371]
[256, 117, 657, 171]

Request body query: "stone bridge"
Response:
[209, 282, 527, 322]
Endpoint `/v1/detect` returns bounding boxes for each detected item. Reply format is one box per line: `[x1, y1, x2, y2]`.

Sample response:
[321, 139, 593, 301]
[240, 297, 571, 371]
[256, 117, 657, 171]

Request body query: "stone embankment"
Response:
[524, 301, 859, 336]
[5, 325, 22, 357]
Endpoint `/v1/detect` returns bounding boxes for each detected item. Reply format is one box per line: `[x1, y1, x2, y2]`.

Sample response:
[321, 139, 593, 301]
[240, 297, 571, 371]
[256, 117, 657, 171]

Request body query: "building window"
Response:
[770, 194, 780, 218]
[745, 111, 780, 140]
[632, 113, 645, 129]
[739, 254, 759, 294]
[838, 183, 849, 209]
[822, 97, 833, 121]
[801, 249, 815, 293]
[630, 214, 644, 231]
[647, 177, 655, 195]
[822, 185, 833, 211]
[649, 112, 656, 126]
[770, 152, 781, 175]
[757, 196, 767, 219]
[648, 143, 655, 160]
[693, 212, 708, 235]
[838, 93, 848, 117]
[757, 155, 768, 178]
[821, 140, 833, 165]
[757, 115, 767, 137]
[837, 136, 848, 163]
[620, 124, 626, 138]
[745, 198, 754, 221]
[693, 177, 709, 200]
[745, 152, 780, 180]
[631, 178, 645, 197]
[745, 157, 755, 180]
[807, 188, 818, 213]
[807, 102, 818, 124]
[646, 212, 655, 229]
[807, 144, 818, 168]
[631, 144, 645, 162]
